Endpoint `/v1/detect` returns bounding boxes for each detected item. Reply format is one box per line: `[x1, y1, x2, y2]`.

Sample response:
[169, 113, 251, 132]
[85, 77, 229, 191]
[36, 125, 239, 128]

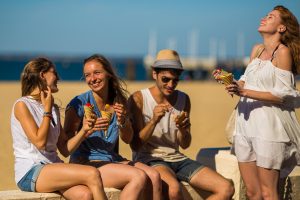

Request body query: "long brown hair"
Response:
[21, 57, 56, 97]
[274, 5, 300, 74]
[83, 54, 129, 106]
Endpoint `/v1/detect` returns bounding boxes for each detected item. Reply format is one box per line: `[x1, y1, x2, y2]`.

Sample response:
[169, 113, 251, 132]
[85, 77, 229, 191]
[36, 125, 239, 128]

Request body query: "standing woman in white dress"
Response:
[11, 57, 107, 200]
[226, 5, 300, 200]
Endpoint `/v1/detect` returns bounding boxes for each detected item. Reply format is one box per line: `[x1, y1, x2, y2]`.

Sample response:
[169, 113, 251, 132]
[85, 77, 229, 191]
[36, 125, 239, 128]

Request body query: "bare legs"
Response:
[60, 185, 93, 200]
[98, 163, 148, 200]
[132, 161, 162, 200]
[239, 162, 279, 200]
[35, 163, 107, 200]
[154, 165, 184, 200]
[189, 167, 234, 200]
[154, 165, 234, 200]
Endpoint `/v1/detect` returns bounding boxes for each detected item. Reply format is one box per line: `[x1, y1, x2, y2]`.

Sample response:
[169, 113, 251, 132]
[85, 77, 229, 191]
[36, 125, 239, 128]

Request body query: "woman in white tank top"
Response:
[11, 57, 107, 200]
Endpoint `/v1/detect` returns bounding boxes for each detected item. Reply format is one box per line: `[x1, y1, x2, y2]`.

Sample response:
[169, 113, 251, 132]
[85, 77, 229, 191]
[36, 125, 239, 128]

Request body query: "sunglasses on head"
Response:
[161, 76, 179, 84]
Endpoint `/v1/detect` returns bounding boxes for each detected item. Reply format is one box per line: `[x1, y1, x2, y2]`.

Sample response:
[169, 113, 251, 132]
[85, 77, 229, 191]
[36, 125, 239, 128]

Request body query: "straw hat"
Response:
[152, 49, 183, 71]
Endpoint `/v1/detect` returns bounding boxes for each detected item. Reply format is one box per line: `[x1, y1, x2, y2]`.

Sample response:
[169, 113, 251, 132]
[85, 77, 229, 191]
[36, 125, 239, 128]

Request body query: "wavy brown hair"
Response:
[274, 5, 300, 74]
[83, 54, 129, 106]
[21, 57, 56, 97]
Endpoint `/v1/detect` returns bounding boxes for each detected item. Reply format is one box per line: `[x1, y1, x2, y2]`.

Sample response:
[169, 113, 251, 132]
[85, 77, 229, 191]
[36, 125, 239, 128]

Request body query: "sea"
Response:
[1, 55, 283, 81]
[0, 55, 148, 81]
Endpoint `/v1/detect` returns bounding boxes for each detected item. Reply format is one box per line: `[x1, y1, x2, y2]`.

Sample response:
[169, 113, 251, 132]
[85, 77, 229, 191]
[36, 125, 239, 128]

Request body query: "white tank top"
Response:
[11, 96, 62, 183]
[133, 88, 187, 163]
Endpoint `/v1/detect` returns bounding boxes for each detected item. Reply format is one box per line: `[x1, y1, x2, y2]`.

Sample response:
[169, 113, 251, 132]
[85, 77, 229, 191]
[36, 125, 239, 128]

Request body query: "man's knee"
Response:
[219, 180, 235, 199]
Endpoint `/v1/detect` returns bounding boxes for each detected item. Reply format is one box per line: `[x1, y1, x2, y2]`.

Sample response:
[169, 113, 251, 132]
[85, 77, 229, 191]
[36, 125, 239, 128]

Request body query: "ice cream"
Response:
[101, 104, 114, 137]
[84, 103, 95, 119]
[174, 111, 186, 124]
[212, 69, 233, 86]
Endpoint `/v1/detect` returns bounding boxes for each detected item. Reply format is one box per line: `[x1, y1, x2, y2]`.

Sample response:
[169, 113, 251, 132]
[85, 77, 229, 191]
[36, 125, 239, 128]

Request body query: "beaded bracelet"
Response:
[43, 112, 53, 119]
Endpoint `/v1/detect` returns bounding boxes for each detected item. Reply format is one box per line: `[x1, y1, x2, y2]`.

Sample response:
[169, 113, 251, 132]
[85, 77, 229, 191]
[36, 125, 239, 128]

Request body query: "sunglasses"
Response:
[161, 76, 179, 84]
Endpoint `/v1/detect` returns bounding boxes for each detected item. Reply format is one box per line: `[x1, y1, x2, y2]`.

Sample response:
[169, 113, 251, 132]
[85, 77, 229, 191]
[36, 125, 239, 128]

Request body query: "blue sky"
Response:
[0, 0, 299, 58]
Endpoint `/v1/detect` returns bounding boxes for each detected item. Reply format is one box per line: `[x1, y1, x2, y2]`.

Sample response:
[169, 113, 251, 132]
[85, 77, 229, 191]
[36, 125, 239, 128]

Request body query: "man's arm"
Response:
[128, 91, 154, 151]
[176, 94, 191, 149]
[128, 91, 169, 151]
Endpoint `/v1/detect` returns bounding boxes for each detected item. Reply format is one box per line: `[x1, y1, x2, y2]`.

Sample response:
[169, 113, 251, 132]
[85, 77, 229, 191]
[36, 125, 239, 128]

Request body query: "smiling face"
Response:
[153, 69, 180, 96]
[83, 60, 110, 93]
[258, 10, 285, 34]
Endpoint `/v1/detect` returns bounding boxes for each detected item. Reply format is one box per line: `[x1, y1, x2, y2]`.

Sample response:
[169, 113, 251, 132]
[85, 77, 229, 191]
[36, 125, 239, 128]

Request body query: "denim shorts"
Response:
[147, 158, 204, 182]
[17, 164, 45, 192]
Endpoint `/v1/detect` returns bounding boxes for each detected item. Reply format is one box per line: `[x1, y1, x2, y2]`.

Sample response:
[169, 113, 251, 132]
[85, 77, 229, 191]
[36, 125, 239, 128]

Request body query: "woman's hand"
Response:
[41, 86, 53, 112]
[81, 117, 96, 138]
[225, 81, 247, 97]
[113, 103, 126, 126]
[93, 117, 110, 131]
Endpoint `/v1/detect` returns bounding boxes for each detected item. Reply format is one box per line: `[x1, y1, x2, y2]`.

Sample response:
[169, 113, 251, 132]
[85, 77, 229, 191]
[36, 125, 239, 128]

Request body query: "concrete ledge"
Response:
[0, 183, 206, 200]
[0, 190, 64, 200]
[0, 188, 121, 200]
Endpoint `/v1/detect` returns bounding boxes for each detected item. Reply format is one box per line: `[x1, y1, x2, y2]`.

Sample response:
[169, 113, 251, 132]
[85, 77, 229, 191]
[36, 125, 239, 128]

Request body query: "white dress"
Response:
[233, 58, 300, 172]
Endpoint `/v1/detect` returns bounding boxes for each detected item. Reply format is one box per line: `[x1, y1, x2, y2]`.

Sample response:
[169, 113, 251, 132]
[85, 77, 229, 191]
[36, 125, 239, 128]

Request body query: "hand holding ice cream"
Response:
[174, 111, 190, 129]
[84, 103, 96, 119]
[83, 103, 97, 137]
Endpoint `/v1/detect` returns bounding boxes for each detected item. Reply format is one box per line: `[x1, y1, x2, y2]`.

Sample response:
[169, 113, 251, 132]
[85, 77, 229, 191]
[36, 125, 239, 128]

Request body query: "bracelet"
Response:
[43, 112, 53, 119]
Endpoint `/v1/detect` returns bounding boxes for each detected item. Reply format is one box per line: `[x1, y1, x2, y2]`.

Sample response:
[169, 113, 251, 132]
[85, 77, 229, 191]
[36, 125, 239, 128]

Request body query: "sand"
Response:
[1, 81, 299, 190]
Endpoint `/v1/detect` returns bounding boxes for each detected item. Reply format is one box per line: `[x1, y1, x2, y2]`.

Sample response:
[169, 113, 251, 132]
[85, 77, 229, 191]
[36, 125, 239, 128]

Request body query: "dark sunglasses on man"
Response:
[161, 76, 179, 84]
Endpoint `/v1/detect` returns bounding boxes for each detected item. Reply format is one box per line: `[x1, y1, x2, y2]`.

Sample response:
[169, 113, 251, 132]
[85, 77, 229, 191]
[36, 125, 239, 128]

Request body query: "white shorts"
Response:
[231, 135, 297, 176]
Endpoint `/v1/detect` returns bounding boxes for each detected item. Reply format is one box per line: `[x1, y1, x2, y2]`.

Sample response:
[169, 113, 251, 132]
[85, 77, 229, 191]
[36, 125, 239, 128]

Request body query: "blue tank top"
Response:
[67, 90, 124, 162]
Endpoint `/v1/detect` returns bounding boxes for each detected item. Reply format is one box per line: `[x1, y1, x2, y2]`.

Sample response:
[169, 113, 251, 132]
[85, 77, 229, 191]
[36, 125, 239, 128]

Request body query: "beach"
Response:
[1, 81, 299, 190]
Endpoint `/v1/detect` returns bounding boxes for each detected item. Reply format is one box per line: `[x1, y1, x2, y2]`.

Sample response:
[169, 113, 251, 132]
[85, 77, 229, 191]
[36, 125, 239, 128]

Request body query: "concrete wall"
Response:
[0, 182, 207, 200]
[1, 150, 299, 200]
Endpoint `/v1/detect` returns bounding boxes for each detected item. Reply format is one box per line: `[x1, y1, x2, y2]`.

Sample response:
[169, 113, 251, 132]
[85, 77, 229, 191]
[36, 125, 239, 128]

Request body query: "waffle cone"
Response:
[84, 105, 95, 119]
[220, 73, 233, 86]
[101, 109, 113, 137]
[101, 111, 113, 122]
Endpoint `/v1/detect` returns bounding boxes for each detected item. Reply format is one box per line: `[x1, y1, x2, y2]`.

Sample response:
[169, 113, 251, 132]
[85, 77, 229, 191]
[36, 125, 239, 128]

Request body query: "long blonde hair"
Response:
[274, 5, 300, 74]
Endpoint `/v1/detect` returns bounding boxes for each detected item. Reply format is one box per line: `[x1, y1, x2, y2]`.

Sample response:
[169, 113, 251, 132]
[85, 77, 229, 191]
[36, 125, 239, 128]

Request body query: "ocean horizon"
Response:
[0, 55, 148, 81]
[3, 54, 299, 81]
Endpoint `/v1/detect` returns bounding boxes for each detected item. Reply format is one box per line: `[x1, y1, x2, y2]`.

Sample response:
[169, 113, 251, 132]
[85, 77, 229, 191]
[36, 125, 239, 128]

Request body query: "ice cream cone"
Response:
[219, 73, 233, 86]
[101, 104, 114, 137]
[84, 103, 95, 119]
[175, 111, 186, 124]
[212, 69, 233, 85]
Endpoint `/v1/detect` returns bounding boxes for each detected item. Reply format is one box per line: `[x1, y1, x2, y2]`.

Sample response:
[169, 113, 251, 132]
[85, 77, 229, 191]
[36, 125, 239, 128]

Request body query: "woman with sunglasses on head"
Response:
[64, 54, 162, 200]
[11, 57, 107, 200]
[226, 5, 300, 200]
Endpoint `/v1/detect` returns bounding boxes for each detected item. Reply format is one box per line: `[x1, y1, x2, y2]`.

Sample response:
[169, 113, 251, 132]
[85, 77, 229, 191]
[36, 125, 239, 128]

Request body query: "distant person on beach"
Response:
[128, 49, 234, 200]
[64, 54, 162, 200]
[226, 5, 300, 200]
[10, 57, 107, 200]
